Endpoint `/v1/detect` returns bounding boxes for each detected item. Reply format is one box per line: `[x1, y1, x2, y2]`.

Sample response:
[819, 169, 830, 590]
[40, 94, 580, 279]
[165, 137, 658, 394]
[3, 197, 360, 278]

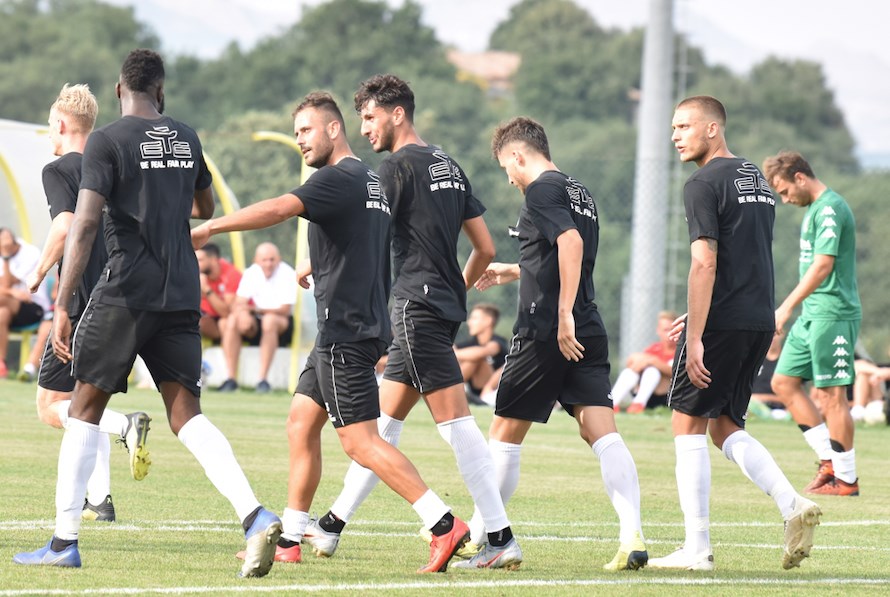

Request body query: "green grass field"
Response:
[1, 378, 888, 596]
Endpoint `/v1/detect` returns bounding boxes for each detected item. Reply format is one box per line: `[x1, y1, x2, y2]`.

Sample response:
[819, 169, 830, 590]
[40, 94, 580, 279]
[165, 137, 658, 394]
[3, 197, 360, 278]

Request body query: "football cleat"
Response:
[236, 542, 302, 563]
[302, 517, 341, 557]
[82, 495, 116, 522]
[13, 538, 81, 567]
[418, 516, 470, 573]
[804, 460, 835, 493]
[603, 532, 648, 571]
[121, 412, 151, 481]
[626, 403, 645, 414]
[648, 546, 714, 571]
[418, 525, 483, 560]
[239, 508, 282, 578]
[783, 496, 822, 569]
[808, 477, 859, 497]
[451, 537, 522, 570]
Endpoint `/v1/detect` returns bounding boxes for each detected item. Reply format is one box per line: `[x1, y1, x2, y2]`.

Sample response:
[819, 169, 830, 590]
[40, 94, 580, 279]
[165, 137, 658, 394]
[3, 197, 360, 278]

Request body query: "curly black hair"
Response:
[353, 74, 414, 122]
[120, 48, 165, 93]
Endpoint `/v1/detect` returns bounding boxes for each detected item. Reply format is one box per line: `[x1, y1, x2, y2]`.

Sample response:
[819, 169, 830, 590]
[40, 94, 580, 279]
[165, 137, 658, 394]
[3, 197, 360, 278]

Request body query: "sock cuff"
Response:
[591, 432, 623, 456]
[66, 417, 100, 432]
[488, 438, 522, 454]
[177, 413, 209, 444]
[674, 433, 707, 451]
[720, 429, 750, 461]
[436, 415, 475, 429]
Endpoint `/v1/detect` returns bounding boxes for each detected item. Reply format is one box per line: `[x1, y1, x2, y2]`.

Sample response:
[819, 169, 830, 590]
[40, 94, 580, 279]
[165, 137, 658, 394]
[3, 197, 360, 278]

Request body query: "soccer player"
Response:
[764, 151, 861, 496]
[191, 91, 469, 573]
[473, 116, 648, 572]
[13, 49, 281, 578]
[648, 96, 821, 571]
[300, 74, 521, 570]
[24, 83, 151, 522]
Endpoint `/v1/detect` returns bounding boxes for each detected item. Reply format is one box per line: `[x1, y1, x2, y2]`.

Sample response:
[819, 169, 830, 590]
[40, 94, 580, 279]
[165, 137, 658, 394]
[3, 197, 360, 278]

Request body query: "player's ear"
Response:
[391, 105, 405, 126]
[327, 118, 341, 140]
[115, 82, 122, 99]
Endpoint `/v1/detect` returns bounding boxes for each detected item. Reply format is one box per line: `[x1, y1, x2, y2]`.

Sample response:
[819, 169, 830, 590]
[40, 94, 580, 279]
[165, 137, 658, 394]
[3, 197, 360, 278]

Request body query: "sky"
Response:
[106, 0, 890, 165]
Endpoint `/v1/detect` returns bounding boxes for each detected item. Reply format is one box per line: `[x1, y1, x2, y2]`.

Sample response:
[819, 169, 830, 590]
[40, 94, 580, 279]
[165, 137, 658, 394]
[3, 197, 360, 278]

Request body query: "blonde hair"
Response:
[50, 83, 98, 134]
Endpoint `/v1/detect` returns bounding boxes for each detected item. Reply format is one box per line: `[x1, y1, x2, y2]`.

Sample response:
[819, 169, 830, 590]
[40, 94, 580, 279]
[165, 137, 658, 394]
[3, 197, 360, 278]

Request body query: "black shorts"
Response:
[668, 328, 772, 427]
[244, 314, 294, 347]
[72, 301, 202, 396]
[296, 338, 387, 428]
[11, 301, 44, 327]
[382, 297, 463, 394]
[38, 326, 75, 393]
[495, 335, 612, 423]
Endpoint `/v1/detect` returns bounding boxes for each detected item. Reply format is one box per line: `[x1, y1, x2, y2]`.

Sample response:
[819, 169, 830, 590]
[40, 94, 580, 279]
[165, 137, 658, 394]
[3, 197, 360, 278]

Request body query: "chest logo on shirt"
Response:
[139, 126, 195, 170]
[566, 178, 597, 221]
[428, 150, 466, 193]
[365, 170, 391, 215]
[733, 162, 774, 205]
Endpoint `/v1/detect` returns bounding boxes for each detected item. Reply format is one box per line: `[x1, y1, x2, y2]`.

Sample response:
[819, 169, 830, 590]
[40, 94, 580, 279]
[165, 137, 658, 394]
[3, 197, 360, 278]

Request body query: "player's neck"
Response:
[60, 133, 88, 156]
[390, 126, 424, 153]
[476, 329, 493, 344]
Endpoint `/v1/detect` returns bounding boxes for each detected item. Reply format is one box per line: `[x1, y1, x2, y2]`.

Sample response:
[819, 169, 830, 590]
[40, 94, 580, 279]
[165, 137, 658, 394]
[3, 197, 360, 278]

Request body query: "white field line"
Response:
[2, 577, 890, 596]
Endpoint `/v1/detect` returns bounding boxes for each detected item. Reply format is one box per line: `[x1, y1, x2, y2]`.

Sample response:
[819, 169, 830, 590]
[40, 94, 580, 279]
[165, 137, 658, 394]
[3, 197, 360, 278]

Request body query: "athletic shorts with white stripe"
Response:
[382, 297, 463, 395]
[297, 338, 387, 428]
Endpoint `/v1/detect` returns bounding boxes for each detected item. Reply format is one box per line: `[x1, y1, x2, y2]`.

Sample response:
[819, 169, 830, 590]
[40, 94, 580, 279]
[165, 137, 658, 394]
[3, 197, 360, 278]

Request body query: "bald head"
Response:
[254, 242, 281, 278]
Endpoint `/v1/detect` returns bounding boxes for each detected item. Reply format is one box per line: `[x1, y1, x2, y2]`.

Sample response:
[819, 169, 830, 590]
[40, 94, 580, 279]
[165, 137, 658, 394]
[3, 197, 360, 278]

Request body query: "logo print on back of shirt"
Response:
[427, 150, 466, 192]
[365, 170, 390, 214]
[566, 178, 597, 221]
[733, 162, 774, 205]
[139, 126, 195, 170]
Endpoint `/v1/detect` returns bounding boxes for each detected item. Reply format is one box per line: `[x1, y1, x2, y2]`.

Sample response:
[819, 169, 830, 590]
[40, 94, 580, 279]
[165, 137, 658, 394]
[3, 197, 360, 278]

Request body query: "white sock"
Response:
[592, 433, 644, 544]
[674, 434, 710, 555]
[411, 489, 451, 530]
[722, 430, 797, 519]
[610, 369, 640, 408]
[177, 414, 260, 522]
[281, 508, 310, 542]
[56, 399, 128, 438]
[330, 413, 403, 522]
[831, 448, 857, 484]
[468, 439, 522, 545]
[85, 433, 112, 505]
[24, 362, 36, 375]
[631, 367, 661, 407]
[437, 416, 509, 533]
[55, 418, 99, 541]
[802, 424, 833, 461]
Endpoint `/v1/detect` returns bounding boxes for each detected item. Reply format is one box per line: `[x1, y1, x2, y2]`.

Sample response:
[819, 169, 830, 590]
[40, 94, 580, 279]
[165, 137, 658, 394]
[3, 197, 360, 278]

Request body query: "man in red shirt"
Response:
[612, 310, 678, 413]
[196, 243, 242, 342]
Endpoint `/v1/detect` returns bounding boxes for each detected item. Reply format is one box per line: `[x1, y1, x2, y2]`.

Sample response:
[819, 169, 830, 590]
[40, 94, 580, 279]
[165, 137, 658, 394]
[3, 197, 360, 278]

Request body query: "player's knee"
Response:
[35, 394, 64, 429]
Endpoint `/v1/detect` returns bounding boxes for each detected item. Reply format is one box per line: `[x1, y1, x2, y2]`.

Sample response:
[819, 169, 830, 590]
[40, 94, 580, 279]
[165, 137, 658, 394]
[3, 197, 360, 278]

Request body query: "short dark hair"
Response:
[354, 74, 415, 122]
[293, 91, 345, 128]
[491, 116, 551, 160]
[201, 242, 221, 259]
[120, 48, 164, 94]
[471, 303, 500, 326]
[762, 150, 816, 183]
[676, 95, 726, 126]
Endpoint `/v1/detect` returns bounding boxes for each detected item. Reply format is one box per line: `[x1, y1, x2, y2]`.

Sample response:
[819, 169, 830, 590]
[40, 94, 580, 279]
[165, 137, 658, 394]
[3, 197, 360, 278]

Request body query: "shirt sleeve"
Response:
[195, 151, 212, 191]
[42, 163, 77, 219]
[378, 157, 406, 220]
[292, 167, 340, 223]
[525, 180, 576, 245]
[684, 179, 719, 243]
[460, 170, 486, 220]
[811, 201, 843, 257]
[79, 131, 117, 199]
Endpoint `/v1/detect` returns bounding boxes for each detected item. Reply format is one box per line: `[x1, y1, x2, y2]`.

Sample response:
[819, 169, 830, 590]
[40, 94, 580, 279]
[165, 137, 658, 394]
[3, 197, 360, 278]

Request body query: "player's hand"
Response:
[475, 262, 519, 291]
[557, 311, 585, 362]
[296, 258, 312, 289]
[27, 270, 45, 294]
[774, 305, 791, 336]
[191, 222, 211, 250]
[668, 313, 687, 342]
[52, 308, 73, 364]
[685, 336, 711, 389]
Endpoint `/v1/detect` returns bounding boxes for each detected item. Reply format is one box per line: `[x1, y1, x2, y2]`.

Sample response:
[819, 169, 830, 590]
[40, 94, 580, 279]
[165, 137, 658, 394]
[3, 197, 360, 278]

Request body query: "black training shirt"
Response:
[381, 144, 485, 322]
[42, 152, 108, 316]
[294, 157, 392, 346]
[684, 157, 775, 331]
[514, 171, 606, 340]
[80, 115, 212, 312]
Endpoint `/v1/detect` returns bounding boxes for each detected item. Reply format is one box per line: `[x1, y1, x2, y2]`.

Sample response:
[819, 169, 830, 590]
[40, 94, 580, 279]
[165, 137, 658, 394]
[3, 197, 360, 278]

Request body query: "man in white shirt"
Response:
[0, 228, 51, 378]
[217, 242, 296, 392]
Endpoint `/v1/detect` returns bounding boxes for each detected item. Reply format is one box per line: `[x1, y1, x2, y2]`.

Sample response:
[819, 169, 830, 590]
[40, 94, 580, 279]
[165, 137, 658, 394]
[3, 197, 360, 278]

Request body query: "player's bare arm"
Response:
[28, 211, 73, 293]
[775, 253, 835, 335]
[555, 228, 585, 362]
[475, 262, 520, 291]
[192, 192, 305, 249]
[685, 237, 717, 389]
[460, 215, 496, 290]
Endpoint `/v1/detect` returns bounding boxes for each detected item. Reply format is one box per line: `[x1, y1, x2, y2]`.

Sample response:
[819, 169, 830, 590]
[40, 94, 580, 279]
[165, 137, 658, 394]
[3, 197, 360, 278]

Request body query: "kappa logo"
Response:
[833, 359, 849, 369]
[834, 370, 851, 379]
[820, 228, 838, 240]
[820, 206, 837, 216]
[800, 239, 812, 250]
[833, 347, 850, 357]
[822, 217, 837, 228]
[832, 336, 848, 345]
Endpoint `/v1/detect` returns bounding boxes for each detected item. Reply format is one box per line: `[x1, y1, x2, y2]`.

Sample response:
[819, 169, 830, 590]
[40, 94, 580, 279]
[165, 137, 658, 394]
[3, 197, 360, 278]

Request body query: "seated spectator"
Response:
[611, 310, 678, 413]
[850, 346, 890, 422]
[0, 228, 51, 378]
[217, 242, 296, 393]
[454, 303, 508, 406]
[18, 277, 55, 382]
[196, 243, 242, 343]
